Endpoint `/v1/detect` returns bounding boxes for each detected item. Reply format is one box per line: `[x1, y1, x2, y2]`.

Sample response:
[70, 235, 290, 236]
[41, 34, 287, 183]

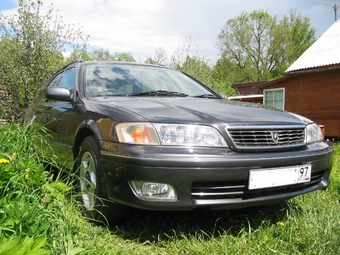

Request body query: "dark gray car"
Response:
[25, 60, 333, 223]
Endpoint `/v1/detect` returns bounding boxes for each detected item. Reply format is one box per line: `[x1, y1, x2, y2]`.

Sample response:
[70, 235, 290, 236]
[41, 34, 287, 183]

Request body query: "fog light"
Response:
[130, 181, 177, 201]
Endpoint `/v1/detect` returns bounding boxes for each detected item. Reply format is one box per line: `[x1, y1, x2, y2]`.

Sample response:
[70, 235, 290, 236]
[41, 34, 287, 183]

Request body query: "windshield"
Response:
[84, 64, 217, 98]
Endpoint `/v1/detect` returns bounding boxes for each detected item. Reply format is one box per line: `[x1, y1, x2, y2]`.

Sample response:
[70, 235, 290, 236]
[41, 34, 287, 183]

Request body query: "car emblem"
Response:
[270, 131, 279, 143]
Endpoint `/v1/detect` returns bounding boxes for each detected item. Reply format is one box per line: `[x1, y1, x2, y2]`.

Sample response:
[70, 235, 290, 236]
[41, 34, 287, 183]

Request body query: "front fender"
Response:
[73, 118, 117, 158]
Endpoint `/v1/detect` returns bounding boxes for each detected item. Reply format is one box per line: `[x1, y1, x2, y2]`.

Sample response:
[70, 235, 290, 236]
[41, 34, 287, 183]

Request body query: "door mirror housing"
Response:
[46, 86, 72, 101]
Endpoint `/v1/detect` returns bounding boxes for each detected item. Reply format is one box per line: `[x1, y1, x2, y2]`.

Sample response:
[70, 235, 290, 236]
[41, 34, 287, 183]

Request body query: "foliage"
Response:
[0, 123, 84, 254]
[170, 38, 211, 82]
[211, 58, 239, 96]
[0, 235, 49, 255]
[88, 49, 135, 62]
[66, 48, 136, 62]
[0, 0, 88, 123]
[329, 142, 340, 195]
[144, 47, 168, 65]
[216, 10, 316, 85]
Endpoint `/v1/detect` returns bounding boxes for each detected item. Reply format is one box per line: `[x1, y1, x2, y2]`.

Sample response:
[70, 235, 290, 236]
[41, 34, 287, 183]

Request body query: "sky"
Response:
[0, 0, 339, 63]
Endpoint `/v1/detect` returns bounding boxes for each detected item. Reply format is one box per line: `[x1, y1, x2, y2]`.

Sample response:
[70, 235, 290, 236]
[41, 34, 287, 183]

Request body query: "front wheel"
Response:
[76, 135, 125, 224]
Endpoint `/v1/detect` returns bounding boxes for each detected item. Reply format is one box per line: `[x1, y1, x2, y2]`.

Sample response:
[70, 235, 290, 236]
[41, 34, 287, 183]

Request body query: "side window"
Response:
[263, 88, 285, 110]
[59, 68, 76, 91]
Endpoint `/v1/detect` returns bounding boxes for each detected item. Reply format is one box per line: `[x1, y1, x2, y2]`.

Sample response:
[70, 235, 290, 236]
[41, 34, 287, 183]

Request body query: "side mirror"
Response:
[46, 86, 72, 101]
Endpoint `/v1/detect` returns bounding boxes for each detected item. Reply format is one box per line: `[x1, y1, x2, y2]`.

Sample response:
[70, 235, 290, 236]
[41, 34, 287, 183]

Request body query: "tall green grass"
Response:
[1, 123, 339, 254]
[329, 143, 340, 195]
[0, 124, 84, 254]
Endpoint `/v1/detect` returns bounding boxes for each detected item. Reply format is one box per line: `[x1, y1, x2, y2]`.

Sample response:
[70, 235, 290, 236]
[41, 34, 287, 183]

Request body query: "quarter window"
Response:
[48, 68, 76, 93]
[49, 73, 63, 87]
[263, 88, 285, 110]
[59, 68, 76, 91]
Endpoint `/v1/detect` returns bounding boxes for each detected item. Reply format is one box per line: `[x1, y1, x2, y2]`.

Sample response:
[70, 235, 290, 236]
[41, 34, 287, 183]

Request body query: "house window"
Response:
[263, 88, 285, 110]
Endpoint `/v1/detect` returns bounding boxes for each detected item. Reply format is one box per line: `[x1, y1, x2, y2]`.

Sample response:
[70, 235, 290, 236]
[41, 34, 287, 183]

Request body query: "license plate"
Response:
[248, 164, 311, 190]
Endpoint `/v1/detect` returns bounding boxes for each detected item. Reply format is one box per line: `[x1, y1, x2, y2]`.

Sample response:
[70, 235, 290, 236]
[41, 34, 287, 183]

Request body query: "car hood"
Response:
[92, 97, 305, 126]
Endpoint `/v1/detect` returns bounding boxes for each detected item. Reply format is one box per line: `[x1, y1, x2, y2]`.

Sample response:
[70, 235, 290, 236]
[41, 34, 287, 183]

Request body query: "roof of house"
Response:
[231, 81, 267, 88]
[286, 20, 340, 73]
[255, 73, 301, 90]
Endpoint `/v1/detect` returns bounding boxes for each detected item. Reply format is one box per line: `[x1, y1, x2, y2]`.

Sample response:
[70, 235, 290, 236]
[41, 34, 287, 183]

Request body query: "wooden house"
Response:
[257, 20, 340, 137]
[229, 20, 340, 137]
[229, 81, 265, 104]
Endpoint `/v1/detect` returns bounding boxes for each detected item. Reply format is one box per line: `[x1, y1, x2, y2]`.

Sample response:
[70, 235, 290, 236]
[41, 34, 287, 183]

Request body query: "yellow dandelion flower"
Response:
[0, 158, 10, 164]
[12, 152, 17, 159]
[278, 221, 285, 227]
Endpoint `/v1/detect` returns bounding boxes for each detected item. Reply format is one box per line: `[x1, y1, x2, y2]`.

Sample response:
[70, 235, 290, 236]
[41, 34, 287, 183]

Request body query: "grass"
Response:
[0, 123, 339, 254]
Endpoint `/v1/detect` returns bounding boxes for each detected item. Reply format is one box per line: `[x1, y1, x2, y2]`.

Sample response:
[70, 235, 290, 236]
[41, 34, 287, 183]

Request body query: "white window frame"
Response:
[263, 88, 285, 110]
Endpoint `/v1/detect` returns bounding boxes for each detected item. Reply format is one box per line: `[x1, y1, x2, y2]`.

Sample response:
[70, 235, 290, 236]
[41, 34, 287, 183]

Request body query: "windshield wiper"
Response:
[129, 90, 188, 97]
[193, 94, 216, 98]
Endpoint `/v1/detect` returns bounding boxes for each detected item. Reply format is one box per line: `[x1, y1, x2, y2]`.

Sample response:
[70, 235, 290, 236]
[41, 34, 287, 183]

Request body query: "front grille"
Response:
[191, 170, 325, 200]
[226, 125, 305, 150]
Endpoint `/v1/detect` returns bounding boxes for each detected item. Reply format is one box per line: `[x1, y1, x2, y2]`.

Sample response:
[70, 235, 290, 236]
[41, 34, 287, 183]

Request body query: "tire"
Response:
[76, 135, 125, 225]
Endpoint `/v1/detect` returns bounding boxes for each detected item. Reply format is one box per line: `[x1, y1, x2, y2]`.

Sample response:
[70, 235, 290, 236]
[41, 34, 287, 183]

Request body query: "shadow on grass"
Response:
[110, 200, 304, 243]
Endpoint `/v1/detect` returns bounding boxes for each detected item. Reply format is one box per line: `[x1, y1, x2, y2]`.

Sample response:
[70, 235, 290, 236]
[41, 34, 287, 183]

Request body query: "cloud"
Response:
[42, 0, 185, 59]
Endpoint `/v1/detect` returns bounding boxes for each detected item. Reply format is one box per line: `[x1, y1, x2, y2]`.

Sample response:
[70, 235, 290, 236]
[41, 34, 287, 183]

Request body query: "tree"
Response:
[212, 58, 241, 96]
[85, 49, 135, 62]
[0, 0, 88, 122]
[170, 38, 215, 87]
[144, 47, 168, 65]
[169, 38, 235, 96]
[216, 10, 316, 86]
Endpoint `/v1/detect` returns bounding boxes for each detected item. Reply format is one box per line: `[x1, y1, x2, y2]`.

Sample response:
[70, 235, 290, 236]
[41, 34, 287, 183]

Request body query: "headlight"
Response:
[290, 113, 323, 143]
[306, 123, 323, 143]
[115, 122, 227, 147]
[154, 124, 227, 146]
[115, 123, 160, 145]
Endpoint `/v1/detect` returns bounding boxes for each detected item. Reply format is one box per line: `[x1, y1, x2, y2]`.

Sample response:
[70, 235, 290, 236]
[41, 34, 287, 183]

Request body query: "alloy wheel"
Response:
[79, 151, 97, 209]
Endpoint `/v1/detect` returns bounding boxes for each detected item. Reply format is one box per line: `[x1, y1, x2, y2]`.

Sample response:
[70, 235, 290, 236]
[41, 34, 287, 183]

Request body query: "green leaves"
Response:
[0, 0, 88, 123]
[0, 123, 79, 254]
[0, 235, 49, 255]
[2, 199, 49, 237]
[216, 10, 316, 84]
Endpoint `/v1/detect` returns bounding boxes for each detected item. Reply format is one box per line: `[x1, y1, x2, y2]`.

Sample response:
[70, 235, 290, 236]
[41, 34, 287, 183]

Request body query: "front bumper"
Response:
[100, 141, 333, 210]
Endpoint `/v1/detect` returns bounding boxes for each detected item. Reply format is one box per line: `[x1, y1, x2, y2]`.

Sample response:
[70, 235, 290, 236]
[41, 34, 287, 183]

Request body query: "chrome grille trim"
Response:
[225, 125, 306, 150]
